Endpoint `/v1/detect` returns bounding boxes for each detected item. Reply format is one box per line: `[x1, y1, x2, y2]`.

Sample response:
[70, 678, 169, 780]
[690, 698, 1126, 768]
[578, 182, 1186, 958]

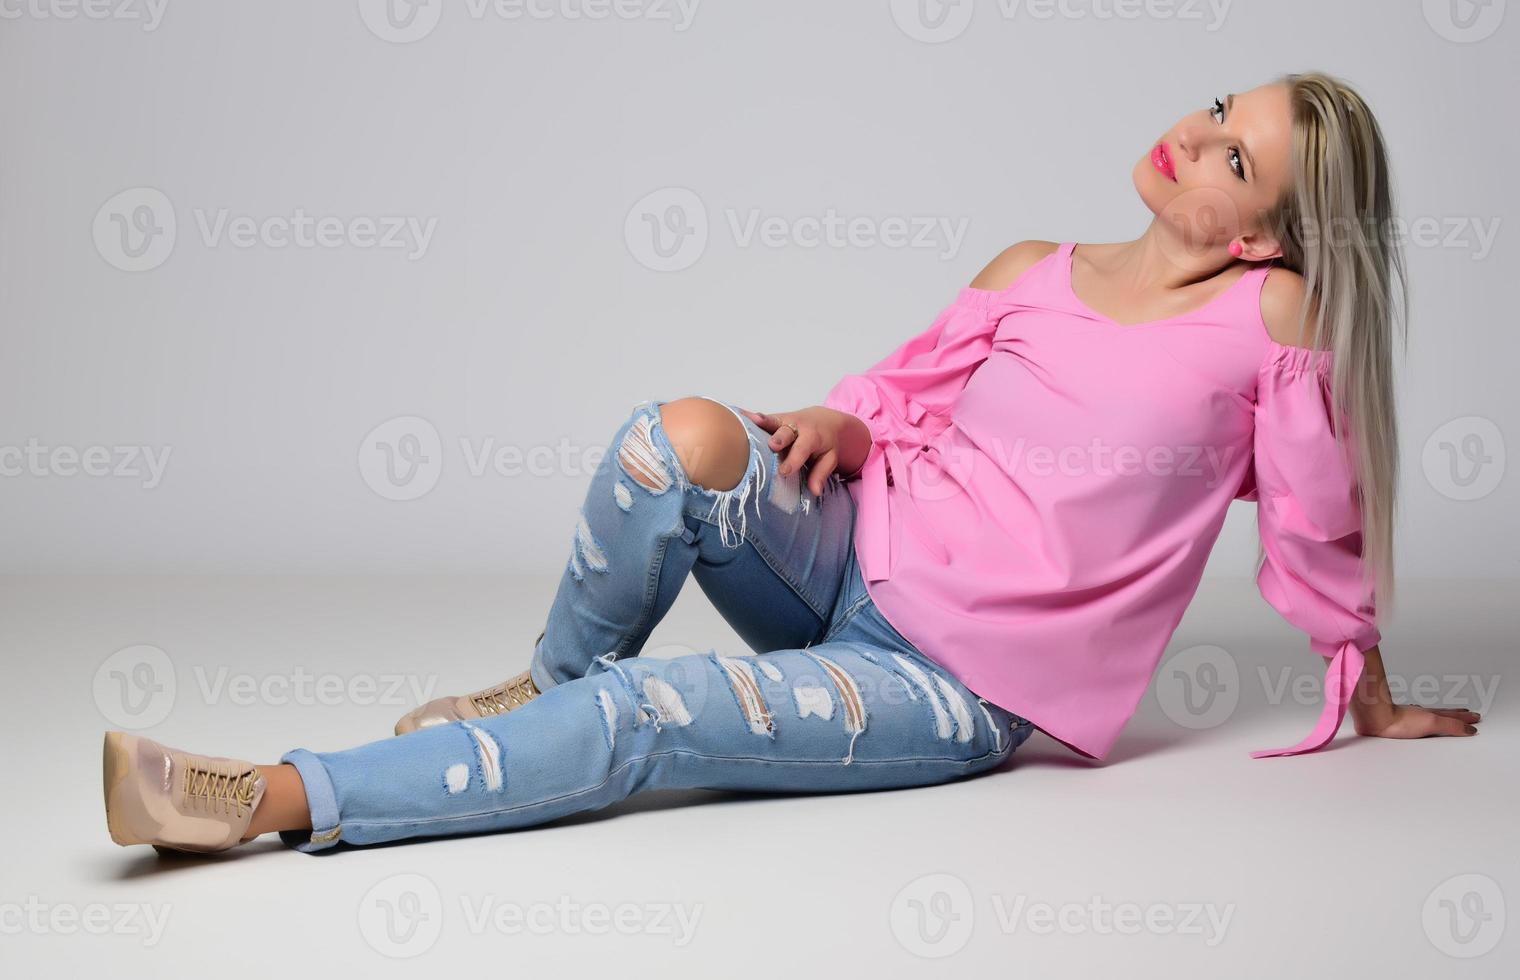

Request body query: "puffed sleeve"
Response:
[1247, 340, 1382, 759]
[823, 287, 1001, 582]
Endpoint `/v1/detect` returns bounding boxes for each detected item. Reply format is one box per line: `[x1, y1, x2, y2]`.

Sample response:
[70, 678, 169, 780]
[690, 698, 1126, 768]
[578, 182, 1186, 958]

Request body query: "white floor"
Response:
[1, 574, 1513, 978]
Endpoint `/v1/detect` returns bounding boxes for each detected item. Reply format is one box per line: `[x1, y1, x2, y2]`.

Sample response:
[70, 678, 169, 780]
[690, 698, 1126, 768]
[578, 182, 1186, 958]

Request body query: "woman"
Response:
[102, 70, 1480, 856]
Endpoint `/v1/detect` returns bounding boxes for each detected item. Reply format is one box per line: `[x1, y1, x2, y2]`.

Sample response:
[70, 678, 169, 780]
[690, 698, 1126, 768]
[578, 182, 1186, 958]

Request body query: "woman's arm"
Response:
[1349, 644, 1482, 739]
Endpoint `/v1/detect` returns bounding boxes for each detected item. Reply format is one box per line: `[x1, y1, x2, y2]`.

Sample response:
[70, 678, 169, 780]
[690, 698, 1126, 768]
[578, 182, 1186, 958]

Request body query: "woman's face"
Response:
[1133, 82, 1294, 262]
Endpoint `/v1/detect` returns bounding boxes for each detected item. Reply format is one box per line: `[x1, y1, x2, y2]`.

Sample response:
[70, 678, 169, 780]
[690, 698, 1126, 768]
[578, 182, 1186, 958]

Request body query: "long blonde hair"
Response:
[1256, 70, 1407, 619]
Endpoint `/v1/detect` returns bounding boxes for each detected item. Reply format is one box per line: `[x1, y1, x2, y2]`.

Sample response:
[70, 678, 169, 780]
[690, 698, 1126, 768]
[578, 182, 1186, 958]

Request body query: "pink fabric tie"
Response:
[857, 436, 951, 584]
[1248, 637, 1366, 758]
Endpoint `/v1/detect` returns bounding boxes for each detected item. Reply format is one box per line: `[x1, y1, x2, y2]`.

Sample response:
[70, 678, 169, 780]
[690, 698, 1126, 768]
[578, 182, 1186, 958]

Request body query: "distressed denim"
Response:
[279, 396, 1034, 853]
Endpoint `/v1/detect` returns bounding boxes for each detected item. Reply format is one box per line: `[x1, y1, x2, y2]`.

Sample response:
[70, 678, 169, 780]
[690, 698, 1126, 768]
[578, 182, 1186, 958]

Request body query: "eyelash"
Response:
[1209, 96, 1247, 181]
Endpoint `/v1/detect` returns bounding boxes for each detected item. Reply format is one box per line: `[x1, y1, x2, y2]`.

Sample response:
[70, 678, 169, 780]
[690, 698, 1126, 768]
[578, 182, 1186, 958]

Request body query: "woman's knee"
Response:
[632, 397, 751, 492]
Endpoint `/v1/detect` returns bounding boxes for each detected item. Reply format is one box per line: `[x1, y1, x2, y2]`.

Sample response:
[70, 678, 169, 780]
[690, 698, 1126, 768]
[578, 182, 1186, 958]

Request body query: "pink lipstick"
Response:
[1151, 142, 1176, 182]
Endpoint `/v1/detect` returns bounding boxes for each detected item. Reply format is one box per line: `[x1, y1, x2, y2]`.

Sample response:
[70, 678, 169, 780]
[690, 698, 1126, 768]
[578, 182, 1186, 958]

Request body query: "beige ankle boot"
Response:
[394, 667, 542, 735]
[102, 731, 266, 853]
[394, 628, 547, 735]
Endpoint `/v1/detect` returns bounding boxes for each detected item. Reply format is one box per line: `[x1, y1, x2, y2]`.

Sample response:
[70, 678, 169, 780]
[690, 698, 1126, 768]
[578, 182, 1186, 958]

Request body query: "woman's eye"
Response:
[1210, 96, 1246, 180]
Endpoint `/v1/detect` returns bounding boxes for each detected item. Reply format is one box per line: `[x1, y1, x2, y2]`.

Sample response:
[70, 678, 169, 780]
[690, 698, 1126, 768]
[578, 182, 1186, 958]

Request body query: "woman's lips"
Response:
[1151, 142, 1176, 181]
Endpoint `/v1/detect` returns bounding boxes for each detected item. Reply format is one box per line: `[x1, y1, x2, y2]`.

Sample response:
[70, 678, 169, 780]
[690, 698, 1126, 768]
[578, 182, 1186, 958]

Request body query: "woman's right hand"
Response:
[739, 406, 872, 497]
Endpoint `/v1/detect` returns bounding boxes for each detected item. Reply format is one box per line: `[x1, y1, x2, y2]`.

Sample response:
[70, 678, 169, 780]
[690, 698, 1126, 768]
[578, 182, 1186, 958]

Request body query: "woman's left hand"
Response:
[1353, 703, 1481, 739]
[1349, 644, 1482, 739]
[738, 405, 868, 497]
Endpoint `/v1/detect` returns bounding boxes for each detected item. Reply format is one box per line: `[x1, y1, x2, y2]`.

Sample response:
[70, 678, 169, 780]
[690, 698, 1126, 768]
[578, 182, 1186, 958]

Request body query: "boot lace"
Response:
[181, 759, 260, 817]
[471, 669, 541, 716]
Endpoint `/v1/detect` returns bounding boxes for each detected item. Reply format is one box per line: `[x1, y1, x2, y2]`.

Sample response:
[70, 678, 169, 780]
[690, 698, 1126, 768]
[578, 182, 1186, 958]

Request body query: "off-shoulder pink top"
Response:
[824, 242, 1381, 761]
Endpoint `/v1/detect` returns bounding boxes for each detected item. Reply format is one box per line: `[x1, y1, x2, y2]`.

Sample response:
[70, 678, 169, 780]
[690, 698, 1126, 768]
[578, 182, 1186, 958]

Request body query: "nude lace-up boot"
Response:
[102, 731, 266, 853]
[393, 630, 546, 735]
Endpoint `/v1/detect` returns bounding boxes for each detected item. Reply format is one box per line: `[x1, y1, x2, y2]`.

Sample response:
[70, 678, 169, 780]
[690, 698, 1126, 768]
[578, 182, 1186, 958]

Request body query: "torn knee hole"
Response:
[618, 414, 673, 493]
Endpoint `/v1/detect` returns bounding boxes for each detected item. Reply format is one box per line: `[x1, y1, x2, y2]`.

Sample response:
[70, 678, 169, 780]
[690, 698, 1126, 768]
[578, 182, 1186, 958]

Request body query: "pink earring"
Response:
[1228, 240, 1243, 257]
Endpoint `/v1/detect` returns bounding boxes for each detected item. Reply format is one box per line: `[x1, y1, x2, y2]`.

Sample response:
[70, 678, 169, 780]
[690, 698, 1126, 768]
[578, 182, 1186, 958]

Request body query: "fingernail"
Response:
[1465, 725, 1477, 734]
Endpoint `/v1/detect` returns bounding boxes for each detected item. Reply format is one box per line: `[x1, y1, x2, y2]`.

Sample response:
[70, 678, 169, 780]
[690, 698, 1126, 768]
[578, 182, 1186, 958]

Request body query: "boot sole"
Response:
[102, 731, 144, 847]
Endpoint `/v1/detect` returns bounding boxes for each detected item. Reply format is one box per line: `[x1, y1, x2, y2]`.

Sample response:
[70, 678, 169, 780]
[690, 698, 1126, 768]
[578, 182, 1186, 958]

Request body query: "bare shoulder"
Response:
[1259, 265, 1329, 350]
[969, 240, 1061, 291]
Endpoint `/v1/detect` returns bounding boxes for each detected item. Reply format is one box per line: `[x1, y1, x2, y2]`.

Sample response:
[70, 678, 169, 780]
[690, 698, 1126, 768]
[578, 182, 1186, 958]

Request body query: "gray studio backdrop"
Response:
[1, 0, 1514, 577]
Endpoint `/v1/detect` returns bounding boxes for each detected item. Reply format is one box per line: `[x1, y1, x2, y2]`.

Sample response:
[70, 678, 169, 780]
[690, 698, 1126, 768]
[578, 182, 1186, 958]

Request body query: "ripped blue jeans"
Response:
[279, 396, 1034, 852]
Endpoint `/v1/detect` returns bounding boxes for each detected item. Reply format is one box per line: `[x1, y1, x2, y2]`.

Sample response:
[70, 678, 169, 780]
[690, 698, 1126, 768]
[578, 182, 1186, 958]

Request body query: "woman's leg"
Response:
[395, 393, 857, 733]
[530, 394, 856, 690]
[106, 397, 1033, 854]
[277, 637, 1034, 852]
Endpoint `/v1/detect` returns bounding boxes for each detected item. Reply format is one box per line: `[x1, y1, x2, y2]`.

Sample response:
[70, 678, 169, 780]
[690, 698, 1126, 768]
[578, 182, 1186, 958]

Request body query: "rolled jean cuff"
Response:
[277, 747, 343, 853]
[529, 654, 561, 696]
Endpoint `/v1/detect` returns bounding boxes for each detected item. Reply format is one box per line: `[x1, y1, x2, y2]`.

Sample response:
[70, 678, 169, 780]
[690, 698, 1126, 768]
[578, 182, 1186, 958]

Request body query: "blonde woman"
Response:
[102, 70, 1479, 856]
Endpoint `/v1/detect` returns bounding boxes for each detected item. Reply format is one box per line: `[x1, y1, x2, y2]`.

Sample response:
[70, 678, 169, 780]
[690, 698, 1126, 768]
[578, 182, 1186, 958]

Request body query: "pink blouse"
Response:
[824, 242, 1381, 761]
